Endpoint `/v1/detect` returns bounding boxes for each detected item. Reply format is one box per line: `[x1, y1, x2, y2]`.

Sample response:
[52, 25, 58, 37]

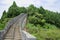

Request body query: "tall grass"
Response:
[26, 23, 60, 40]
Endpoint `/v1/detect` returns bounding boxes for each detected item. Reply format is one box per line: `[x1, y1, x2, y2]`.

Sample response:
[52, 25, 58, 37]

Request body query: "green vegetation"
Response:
[0, 18, 10, 30]
[26, 5, 60, 40]
[0, 1, 60, 40]
[0, 1, 27, 30]
[26, 23, 60, 40]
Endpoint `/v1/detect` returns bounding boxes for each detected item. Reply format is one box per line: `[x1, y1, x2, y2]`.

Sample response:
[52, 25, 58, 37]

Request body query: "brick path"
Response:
[4, 23, 21, 40]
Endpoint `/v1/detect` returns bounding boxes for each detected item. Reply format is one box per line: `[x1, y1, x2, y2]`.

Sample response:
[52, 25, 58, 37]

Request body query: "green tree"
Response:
[1, 10, 7, 19]
[7, 1, 19, 18]
[11, 1, 17, 7]
[39, 6, 46, 14]
[7, 1, 27, 18]
[27, 4, 38, 16]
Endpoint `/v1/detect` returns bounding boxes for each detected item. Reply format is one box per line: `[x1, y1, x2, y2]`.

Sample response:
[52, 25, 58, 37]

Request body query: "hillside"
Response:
[26, 5, 60, 40]
[0, 1, 60, 40]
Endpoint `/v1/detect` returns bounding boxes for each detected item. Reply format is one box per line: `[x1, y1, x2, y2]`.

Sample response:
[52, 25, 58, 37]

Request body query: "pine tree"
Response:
[1, 10, 7, 19]
[7, 1, 18, 18]
[11, 1, 17, 7]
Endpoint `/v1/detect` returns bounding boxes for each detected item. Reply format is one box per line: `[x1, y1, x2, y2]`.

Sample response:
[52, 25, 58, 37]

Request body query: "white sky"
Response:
[0, 0, 60, 18]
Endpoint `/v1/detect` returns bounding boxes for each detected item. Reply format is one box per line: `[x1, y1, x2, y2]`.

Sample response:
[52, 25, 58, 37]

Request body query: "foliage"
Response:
[44, 10, 60, 28]
[7, 2, 19, 18]
[27, 5, 46, 26]
[26, 23, 60, 40]
[7, 1, 27, 18]
[0, 1, 27, 30]
[39, 6, 46, 14]
[0, 1, 60, 40]
[0, 23, 5, 30]
[1, 10, 7, 19]
[0, 18, 11, 30]
[43, 23, 58, 29]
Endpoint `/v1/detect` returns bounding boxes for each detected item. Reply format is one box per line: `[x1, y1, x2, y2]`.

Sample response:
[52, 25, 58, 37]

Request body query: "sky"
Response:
[0, 0, 60, 18]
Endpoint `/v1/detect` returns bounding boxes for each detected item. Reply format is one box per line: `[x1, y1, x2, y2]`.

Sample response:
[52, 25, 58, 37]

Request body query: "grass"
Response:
[26, 23, 60, 40]
[0, 18, 12, 30]
[0, 23, 5, 30]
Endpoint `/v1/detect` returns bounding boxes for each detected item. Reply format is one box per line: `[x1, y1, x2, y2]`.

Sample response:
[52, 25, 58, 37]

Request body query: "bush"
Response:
[26, 23, 60, 40]
[0, 23, 5, 30]
[43, 23, 57, 29]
